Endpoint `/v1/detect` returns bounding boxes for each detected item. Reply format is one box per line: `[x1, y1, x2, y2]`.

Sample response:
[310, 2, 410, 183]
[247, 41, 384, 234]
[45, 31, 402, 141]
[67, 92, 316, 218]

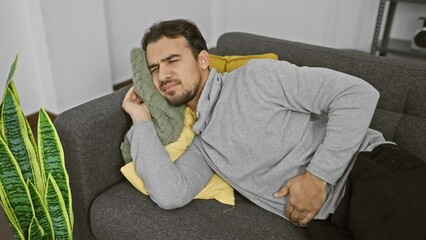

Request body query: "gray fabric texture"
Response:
[91, 181, 308, 240]
[55, 32, 426, 240]
[55, 86, 131, 240]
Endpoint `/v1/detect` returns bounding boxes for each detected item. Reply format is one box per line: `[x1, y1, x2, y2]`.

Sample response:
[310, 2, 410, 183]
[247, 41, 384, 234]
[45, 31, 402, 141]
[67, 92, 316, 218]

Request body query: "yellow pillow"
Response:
[209, 53, 279, 73]
[121, 107, 235, 205]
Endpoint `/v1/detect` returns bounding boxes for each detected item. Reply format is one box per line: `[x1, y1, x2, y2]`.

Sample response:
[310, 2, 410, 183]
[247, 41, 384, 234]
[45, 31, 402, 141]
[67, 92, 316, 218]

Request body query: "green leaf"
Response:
[0, 182, 25, 240]
[7, 53, 19, 84]
[0, 180, 19, 227]
[0, 137, 34, 236]
[24, 112, 38, 161]
[6, 54, 20, 104]
[1, 88, 38, 184]
[28, 216, 44, 240]
[5, 80, 20, 106]
[38, 108, 73, 226]
[27, 180, 54, 239]
[45, 174, 71, 240]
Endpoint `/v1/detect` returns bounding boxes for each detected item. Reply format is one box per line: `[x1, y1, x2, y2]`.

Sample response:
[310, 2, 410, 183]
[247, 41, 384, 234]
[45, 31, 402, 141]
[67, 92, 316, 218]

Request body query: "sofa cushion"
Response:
[91, 181, 308, 240]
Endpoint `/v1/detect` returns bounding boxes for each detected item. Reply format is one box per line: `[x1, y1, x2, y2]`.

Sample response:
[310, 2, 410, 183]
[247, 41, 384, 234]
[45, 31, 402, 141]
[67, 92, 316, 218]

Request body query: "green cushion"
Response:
[129, 47, 185, 145]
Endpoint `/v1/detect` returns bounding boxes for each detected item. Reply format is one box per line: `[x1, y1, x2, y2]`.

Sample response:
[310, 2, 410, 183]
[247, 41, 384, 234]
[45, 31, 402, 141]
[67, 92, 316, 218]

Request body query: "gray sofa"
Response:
[55, 32, 426, 240]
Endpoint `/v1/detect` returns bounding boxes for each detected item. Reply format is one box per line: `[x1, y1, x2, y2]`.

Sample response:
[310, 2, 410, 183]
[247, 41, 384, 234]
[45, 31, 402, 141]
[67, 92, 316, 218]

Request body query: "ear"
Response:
[198, 50, 210, 70]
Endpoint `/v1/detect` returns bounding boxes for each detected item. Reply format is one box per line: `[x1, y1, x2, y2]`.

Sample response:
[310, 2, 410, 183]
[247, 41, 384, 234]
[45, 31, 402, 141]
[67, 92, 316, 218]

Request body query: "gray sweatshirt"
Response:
[127, 59, 388, 220]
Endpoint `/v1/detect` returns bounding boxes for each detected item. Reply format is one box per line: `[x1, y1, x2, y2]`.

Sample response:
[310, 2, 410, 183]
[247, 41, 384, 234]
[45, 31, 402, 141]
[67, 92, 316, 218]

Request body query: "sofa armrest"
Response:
[54, 85, 132, 240]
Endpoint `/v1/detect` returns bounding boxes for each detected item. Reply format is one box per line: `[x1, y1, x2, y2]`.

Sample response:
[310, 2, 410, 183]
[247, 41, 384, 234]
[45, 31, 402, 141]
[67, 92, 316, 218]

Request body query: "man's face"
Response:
[146, 36, 203, 106]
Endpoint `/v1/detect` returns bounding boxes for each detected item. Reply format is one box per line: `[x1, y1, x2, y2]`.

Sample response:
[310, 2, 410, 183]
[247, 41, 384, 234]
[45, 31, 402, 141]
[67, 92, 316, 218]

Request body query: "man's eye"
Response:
[169, 59, 179, 63]
[150, 68, 158, 73]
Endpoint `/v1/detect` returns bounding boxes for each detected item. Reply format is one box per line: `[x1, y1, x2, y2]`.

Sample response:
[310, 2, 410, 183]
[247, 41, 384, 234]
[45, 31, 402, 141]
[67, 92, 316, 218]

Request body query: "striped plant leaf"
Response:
[22, 108, 43, 196]
[29, 148, 44, 197]
[28, 216, 44, 240]
[23, 110, 38, 159]
[0, 137, 34, 237]
[10, 80, 43, 194]
[38, 108, 73, 225]
[27, 127, 43, 197]
[0, 181, 25, 240]
[5, 79, 39, 167]
[5, 78, 20, 106]
[0, 199, 25, 240]
[45, 174, 71, 240]
[0, 180, 19, 226]
[27, 179, 54, 240]
[6, 54, 20, 105]
[1, 87, 38, 184]
[7, 53, 19, 84]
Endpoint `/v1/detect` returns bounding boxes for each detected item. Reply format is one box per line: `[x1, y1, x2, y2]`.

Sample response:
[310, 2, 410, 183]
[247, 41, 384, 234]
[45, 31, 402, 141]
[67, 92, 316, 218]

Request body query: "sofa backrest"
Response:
[212, 32, 426, 162]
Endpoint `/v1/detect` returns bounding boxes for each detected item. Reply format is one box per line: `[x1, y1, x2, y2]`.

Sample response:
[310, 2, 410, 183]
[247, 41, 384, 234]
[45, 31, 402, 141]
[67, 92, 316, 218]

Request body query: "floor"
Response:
[0, 207, 14, 240]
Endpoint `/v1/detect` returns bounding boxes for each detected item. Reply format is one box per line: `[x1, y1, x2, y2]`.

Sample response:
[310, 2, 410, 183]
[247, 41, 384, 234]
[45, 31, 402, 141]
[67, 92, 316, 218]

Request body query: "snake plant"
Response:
[0, 54, 73, 239]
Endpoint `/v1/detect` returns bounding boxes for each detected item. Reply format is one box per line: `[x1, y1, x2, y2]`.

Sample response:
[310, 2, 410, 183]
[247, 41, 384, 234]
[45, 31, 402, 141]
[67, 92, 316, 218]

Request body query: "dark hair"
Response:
[141, 19, 207, 58]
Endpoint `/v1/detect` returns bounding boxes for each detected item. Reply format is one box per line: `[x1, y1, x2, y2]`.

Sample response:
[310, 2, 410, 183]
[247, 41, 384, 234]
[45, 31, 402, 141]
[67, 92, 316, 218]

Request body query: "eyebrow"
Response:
[147, 54, 182, 70]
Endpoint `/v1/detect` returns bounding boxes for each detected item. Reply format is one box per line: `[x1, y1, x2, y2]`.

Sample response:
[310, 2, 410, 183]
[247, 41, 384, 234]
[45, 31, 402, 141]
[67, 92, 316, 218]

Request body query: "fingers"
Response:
[300, 212, 315, 226]
[286, 202, 318, 226]
[124, 86, 142, 104]
[286, 204, 312, 226]
[277, 172, 328, 226]
[299, 211, 309, 222]
[273, 184, 289, 198]
[285, 204, 293, 218]
[285, 202, 302, 222]
[124, 86, 135, 99]
[122, 86, 151, 123]
[287, 205, 302, 222]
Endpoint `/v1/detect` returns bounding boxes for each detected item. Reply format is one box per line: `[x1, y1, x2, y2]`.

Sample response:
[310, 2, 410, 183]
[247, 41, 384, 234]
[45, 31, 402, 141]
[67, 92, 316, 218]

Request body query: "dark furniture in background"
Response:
[370, 0, 426, 58]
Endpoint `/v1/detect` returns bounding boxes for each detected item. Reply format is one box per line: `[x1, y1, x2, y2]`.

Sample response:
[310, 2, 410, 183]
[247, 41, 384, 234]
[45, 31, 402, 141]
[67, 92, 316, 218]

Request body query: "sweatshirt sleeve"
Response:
[127, 121, 214, 209]
[245, 60, 380, 184]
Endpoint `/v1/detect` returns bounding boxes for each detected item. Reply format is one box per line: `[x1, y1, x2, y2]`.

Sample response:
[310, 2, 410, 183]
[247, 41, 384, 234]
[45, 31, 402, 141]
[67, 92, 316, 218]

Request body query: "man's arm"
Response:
[247, 60, 379, 225]
[122, 87, 214, 209]
[246, 60, 379, 182]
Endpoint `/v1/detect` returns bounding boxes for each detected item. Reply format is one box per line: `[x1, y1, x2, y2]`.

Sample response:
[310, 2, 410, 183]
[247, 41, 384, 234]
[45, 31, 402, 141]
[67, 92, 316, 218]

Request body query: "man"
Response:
[121, 19, 387, 227]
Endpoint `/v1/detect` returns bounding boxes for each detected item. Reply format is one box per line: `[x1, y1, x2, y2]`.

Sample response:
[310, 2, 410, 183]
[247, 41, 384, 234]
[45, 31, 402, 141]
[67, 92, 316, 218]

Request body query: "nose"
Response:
[158, 64, 172, 82]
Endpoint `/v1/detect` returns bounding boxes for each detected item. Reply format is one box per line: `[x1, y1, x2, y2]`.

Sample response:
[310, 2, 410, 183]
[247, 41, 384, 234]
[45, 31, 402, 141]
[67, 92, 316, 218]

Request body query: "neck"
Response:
[187, 69, 210, 112]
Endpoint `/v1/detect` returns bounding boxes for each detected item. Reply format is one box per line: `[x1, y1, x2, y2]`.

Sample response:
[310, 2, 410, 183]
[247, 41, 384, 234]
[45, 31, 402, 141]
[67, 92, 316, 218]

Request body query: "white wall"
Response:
[106, 0, 426, 85]
[39, 0, 113, 113]
[1, 0, 113, 115]
[0, 0, 47, 115]
[107, 0, 372, 83]
[212, 0, 426, 50]
[1, 0, 424, 115]
[104, 0, 211, 84]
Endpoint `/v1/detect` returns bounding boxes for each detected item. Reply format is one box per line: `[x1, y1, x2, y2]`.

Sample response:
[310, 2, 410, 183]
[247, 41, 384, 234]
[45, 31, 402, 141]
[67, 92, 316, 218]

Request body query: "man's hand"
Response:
[122, 86, 152, 124]
[274, 171, 328, 226]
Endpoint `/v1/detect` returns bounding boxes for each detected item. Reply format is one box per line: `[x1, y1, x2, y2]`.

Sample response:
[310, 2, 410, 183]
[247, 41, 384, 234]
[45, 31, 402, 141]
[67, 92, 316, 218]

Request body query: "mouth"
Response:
[161, 80, 179, 94]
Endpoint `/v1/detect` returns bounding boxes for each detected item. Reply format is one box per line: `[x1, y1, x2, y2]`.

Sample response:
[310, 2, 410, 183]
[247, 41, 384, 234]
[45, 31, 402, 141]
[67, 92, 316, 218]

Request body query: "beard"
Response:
[161, 75, 202, 106]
